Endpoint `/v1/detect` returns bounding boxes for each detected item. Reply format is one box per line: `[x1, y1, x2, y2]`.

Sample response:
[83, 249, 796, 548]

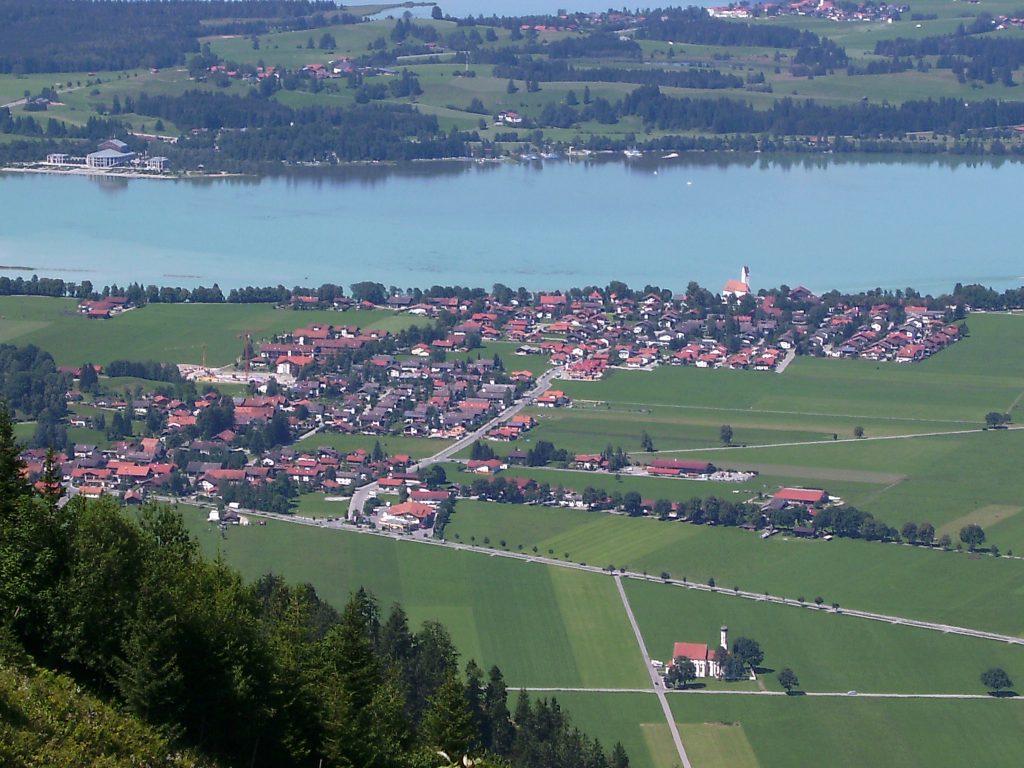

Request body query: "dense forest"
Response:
[616, 86, 1024, 136]
[0, 408, 629, 768]
[0, 0, 347, 73]
[874, 16, 1024, 85]
[0, 345, 70, 452]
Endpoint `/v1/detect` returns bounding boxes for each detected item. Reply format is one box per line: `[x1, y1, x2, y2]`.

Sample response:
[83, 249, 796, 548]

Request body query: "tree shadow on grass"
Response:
[989, 690, 1018, 698]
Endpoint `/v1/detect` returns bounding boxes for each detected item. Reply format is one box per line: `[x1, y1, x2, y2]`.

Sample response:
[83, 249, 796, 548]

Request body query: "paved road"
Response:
[195, 496, 1024, 648]
[640, 426, 1002, 455]
[519, 687, 1021, 700]
[348, 366, 563, 519]
[615, 574, 692, 768]
[774, 348, 796, 374]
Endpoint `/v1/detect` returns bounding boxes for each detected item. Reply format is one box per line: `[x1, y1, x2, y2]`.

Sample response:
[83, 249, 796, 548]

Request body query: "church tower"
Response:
[720, 625, 729, 651]
[740, 266, 750, 287]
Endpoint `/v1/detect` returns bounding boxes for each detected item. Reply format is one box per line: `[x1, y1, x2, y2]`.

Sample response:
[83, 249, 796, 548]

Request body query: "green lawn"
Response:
[294, 493, 349, 519]
[296, 432, 453, 461]
[626, 578, 1024, 695]
[444, 500, 1024, 638]
[671, 696, 1024, 768]
[543, 692, 676, 768]
[179, 507, 648, 689]
[0, 297, 423, 367]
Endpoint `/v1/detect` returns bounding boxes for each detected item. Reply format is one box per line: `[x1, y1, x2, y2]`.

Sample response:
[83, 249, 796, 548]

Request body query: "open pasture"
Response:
[693, 428, 1024, 550]
[444, 500, 1024, 637]
[178, 507, 649, 690]
[0, 297, 422, 366]
[625, 578, 1024, 695]
[670, 696, 1024, 768]
[542, 692, 677, 768]
[296, 431, 453, 461]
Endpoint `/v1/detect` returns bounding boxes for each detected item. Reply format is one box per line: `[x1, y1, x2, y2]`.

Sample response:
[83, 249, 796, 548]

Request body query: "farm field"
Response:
[542, 692, 677, 768]
[443, 500, 1024, 637]
[625, 578, 1024, 695]
[559, 315, 1024, 424]
[670, 696, 1024, 768]
[455, 314, 1024, 547]
[295, 431, 453, 461]
[294, 492, 349, 519]
[0, 296, 422, 366]
[178, 507, 649, 690]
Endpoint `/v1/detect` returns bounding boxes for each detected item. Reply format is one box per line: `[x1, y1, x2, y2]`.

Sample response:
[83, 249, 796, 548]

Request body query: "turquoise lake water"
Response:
[1, 156, 1021, 295]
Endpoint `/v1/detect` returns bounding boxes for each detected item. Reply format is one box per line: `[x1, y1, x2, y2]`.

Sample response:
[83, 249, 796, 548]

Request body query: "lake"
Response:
[1, 155, 1022, 296]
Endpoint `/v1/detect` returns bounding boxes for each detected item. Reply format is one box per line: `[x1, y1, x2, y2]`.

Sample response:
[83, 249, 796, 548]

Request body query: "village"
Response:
[18, 268, 963, 535]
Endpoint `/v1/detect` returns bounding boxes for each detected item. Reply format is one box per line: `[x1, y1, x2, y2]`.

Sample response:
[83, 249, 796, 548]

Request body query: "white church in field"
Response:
[671, 625, 729, 679]
[722, 266, 751, 300]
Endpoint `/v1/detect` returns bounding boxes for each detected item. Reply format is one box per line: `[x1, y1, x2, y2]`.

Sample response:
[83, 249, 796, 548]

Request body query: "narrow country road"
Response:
[637, 425, 1004, 455]
[615, 574, 692, 768]
[518, 687, 1021, 700]
[773, 348, 796, 374]
[189, 497, 1024, 648]
[348, 365, 563, 519]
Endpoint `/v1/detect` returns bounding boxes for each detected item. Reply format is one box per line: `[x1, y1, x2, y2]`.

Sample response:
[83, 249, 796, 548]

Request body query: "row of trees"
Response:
[617, 87, 1024, 137]
[0, 406, 628, 767]
[492, 60, 743, 90]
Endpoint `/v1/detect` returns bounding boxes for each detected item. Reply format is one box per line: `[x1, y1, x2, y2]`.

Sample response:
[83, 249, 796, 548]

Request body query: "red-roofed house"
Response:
[773, 487, 828, 505]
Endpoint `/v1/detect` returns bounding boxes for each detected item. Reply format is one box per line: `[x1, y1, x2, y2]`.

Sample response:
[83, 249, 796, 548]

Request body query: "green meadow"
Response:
[296, 432, 453, 461]
[625, 578, 1024, 695]
[476, 314, 1024, 550]
[670, 696, 1024, 768]
[178, 507, 649, 690]
[560, 315, 1024, 424]
[444, 501, 1024, 637]
[543, 692, 677, 768]
[0, 296, 422, 367]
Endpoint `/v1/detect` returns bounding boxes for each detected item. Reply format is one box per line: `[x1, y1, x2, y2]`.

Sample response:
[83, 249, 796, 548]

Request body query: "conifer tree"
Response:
[422, 670, 477, 758]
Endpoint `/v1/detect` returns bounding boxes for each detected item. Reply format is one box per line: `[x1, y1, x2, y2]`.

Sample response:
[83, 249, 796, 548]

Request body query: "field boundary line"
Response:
[180, 499, 1024, 646]
[573, 400, 980, 426]
[518, 687, 1023, 700]
[614, 574, 693, 768]
[628, 426, 1006, 455]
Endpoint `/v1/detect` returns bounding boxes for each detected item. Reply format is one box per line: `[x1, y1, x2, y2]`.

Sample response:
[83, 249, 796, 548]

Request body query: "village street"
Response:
[347, 365, 564, 519]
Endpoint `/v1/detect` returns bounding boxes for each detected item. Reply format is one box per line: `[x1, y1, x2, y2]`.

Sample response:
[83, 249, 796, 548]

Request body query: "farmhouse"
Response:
[645, 458, 715, 478]
[536, 390, 570, 408]
[671, 626, 729, 679]
[773, 487, 828, 505]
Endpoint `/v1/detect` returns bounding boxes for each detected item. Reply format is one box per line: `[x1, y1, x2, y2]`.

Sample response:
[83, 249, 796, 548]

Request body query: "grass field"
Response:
[296, 432, 453, 461]
[493, 315, 1024, 550]
[178, 507, 649, 689]
[625, 578, 1024, 695]
[0, 296, 423, 366]
[294, 493, 349, 519]
[542, 692, 677, 768]
[670, 696, 1024, 768]
[444, 500, 1024, 637]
